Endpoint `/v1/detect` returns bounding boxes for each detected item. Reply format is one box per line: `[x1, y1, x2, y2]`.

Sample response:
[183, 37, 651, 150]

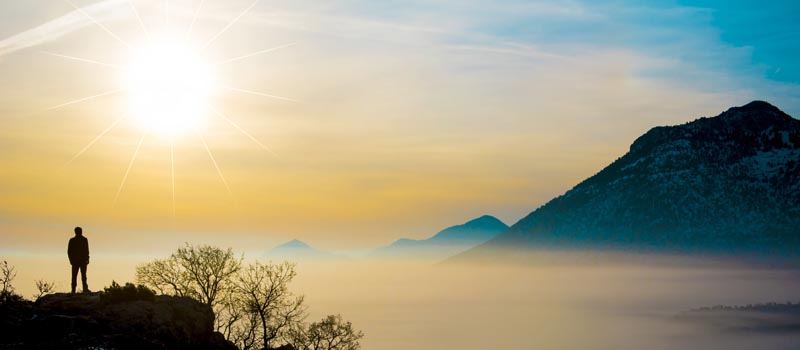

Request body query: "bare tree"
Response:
[136, 244, 242, 307]
[136, 248, 321, 350]
[1, 260, 16, 297]
[215, 288, 261, 350]
[237, 261, 306, 350]
[33, 279, 57, 301]
[136, 257, 195, 298]
[0, 260, 22, 303]
[174, 244, 242, 307]
[222, 298, 260, 350]
[137, 244, 250, 343]
[290, 315, 364, 350]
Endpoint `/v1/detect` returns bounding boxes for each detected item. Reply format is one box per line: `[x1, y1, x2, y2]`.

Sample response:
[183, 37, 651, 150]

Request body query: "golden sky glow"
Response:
[1, 0, 794, 253]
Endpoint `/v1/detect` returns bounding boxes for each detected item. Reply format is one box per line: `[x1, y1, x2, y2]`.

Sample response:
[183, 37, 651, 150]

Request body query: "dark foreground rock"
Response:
[0, 292, 236, 350]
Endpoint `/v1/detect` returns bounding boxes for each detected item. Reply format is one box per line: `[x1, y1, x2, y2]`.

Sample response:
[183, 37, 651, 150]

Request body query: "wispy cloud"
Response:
[0, 0, 128, 58]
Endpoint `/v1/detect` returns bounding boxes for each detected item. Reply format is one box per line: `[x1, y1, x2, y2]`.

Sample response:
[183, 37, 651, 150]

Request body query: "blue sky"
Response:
[681, 0, 800, 83]
[331, 0, 800, 114]
[496, 0, 799, 82]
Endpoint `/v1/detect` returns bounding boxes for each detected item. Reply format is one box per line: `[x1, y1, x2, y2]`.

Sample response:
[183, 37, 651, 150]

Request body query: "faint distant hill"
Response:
[457, 101, 800, 260]
[372, 215, 508, 260]
[267, 239, 342, 262]
[677, 301, 800, 333]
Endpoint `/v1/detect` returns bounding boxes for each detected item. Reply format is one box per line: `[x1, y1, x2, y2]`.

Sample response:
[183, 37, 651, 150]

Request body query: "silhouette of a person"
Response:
[68, 226, 90, 293]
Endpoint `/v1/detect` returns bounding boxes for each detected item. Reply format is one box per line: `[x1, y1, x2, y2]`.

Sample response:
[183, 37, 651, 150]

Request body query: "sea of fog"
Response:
[5, 253, 800, 349]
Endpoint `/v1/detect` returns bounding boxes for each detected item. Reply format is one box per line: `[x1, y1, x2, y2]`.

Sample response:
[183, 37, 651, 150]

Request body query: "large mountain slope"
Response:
[472, 101, 800, 255]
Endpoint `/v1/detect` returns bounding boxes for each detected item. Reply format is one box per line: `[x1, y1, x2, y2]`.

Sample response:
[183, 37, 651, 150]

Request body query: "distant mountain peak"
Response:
[473, 214, 497, 220]
[734, 100, 784, 114]
[268, 239, 341, 261]
[465, 215, 506, 226]
[718, 100, 793, 124]
[276, 239, 312, 250]
[424, 215, 508, 244]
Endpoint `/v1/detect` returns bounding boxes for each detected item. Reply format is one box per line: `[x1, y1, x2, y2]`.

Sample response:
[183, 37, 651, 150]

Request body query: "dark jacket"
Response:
[68, 235, 90, 266]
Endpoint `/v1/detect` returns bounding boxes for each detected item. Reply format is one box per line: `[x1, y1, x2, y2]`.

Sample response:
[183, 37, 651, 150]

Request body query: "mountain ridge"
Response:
[460, 101, 800, 258]
[389, 215, 508, 247]
[373, 215, 508, 260]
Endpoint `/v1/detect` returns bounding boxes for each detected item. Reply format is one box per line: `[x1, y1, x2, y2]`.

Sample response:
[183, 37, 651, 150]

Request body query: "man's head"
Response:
[74, 227, 82, 236]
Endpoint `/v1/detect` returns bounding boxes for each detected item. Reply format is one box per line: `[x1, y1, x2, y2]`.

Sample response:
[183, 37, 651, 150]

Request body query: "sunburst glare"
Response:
[34, 0, 299, 212]
[123, 34, 215, 135]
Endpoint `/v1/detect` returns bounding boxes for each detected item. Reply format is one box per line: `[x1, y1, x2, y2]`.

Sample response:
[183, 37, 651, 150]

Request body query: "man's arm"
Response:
[67, 238, 74, 259]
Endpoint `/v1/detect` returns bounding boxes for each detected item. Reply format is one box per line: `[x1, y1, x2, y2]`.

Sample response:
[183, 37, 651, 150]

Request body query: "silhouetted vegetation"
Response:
[0, 260, 23, 305]
[136, 244, 363, 350]
[677, 301, 800, 334]
[33, 279, 56, 301]
[1, 260, 16, 297]
[234, 261, 305, 350]
[101, 281, 157, 303]
[135, 244, 242, 305]
[290, 314, 364, 350]
[691, 301, 800, 313]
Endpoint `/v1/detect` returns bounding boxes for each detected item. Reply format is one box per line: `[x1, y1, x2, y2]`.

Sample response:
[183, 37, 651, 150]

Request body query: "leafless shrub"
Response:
[1, 260, 16, 298]
[289, 315, 364, 350]
[33, 279, 57, 300]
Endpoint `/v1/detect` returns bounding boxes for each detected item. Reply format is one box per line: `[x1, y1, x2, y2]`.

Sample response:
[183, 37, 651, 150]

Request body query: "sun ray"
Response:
[187, 0, 206, 34]
[215, 42, 296, 65]
[170, 137, 176, 216]
[203, 0, 260, 48]
[198, 133, 232, 195]
[42, 51, 121, 69]
[128, 0, 149, 39]
[64, 0, 131, 49]
[214, 110, 276, 155]
[40, 89, 120, 113]
[223, 86, 299, 103]
[113, 133, 146, 207]
[65, 115, 125, 166]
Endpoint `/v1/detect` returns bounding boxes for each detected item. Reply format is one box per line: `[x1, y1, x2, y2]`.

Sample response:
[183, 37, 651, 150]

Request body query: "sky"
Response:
[0, 0, 799, 254]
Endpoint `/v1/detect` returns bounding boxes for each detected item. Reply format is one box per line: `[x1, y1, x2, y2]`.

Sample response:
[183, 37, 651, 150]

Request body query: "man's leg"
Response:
[80, 264, 88, 292]
[71, 264, 78, 293]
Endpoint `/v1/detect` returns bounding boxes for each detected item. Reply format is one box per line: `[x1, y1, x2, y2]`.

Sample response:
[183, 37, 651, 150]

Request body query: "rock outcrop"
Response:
[0, 292, 236, 350]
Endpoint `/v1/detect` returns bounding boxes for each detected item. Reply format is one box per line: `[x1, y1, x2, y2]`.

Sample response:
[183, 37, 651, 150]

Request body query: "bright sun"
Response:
[43, 0, 296, 211]
[123, 36, 215, 135]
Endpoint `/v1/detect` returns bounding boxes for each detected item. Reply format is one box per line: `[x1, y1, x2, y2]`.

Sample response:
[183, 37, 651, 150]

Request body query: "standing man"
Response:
[68, 226, 90, 293]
